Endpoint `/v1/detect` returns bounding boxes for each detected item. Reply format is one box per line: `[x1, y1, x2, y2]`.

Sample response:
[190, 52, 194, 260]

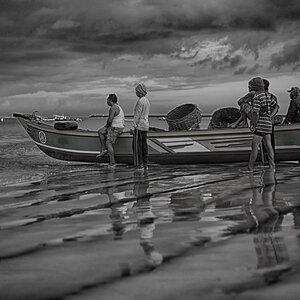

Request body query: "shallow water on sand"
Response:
[1, 119, 300, 300]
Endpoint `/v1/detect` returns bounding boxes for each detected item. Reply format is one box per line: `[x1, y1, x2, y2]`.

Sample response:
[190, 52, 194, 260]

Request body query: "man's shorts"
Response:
[253, 131, 270, 137]
[107, 127, 123, 144]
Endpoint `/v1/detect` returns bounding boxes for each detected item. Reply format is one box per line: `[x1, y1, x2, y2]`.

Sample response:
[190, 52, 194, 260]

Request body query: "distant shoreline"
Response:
[88, 114, 213, 118]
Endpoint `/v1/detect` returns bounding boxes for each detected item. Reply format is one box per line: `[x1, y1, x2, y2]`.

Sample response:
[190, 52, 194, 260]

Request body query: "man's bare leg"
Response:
[263, 135, 275, 170]
[106, 140, 115, 166]
[96, 128, 108, 157]
[239, 111, 249, 127]
[248, 135, 262, 171]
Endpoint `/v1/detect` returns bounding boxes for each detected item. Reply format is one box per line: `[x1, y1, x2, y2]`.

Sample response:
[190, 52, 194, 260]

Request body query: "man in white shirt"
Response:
[97, 94, 125, 168]
[130, 83, 150, 170]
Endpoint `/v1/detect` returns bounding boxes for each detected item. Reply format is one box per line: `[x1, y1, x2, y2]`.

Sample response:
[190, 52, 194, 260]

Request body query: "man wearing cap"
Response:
[283, 87, 300, 124]
[130, 83, 150, 170]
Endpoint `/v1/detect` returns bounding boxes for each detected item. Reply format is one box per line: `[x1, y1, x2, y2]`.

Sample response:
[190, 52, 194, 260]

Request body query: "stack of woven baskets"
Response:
[166, 104, 202, 131]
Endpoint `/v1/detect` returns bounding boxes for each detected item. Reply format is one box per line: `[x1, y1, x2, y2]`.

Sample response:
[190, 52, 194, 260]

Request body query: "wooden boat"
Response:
[13, 112, 300, 164]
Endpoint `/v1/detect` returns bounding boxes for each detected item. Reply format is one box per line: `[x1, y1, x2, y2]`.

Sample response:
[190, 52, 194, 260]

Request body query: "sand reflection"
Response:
[246, 170, 289, 269]
[105, 170, 163, 267]
[134, 173, 163, 267]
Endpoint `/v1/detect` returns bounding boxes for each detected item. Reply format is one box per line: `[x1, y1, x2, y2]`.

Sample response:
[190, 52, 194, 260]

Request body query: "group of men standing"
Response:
[96, 78, 300, 172]
[97, 83, 150, 170]
[233, 77, 300, 171]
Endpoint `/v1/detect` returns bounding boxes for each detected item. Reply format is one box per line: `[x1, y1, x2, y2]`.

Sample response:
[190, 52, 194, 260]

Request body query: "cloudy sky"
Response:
[1, 0, 300, 117]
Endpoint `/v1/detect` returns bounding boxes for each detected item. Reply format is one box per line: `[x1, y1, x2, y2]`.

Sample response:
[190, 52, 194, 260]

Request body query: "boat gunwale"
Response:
[20, 118, 300, 138]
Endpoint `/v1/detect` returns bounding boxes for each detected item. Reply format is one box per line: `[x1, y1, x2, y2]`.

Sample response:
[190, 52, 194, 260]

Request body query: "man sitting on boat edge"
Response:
[97, 94, 125, 168]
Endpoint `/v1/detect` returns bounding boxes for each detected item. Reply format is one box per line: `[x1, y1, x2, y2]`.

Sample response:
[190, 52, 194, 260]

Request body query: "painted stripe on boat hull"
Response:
[34, 141, 99, 154]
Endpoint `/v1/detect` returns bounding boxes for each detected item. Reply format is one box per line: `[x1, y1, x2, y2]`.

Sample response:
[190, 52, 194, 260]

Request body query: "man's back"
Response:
[285, 98, 300, 124]
[111, 104, 125, 128]
[252, 92, 273, 134]
[133, 96, 150, 131]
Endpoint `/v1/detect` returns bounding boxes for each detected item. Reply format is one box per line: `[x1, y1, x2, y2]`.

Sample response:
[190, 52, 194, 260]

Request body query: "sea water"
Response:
[0, 117, 300, 299]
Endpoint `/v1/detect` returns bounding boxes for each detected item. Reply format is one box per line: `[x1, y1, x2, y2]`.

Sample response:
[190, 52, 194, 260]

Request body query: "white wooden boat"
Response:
[13, 112, 300, 164]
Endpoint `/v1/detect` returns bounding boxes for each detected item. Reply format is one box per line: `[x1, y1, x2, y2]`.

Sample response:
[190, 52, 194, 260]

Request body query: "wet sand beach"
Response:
[1, 120, 300, 300]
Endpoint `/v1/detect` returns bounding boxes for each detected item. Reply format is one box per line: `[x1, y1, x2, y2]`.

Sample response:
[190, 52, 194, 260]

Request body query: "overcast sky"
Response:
[1, 0, 300, 116]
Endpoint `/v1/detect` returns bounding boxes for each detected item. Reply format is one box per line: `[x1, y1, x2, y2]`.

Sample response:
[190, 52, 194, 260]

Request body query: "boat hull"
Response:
[16, 116, 300, 164]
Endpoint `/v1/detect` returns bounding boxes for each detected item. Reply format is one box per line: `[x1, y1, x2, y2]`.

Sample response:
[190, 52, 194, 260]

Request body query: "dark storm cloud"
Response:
[68, 30, 175, 55]
[212, 54, 244, 70]
[227, 31, 273, 60]
[2, 0, 300, 50]
[1, 0, 300, 77]
[270, 39, 300, 70]
[0, 49, 63, 63]
[234, 66, 248, 75]
[247, 63, 261, 74]
[190, 53, 244, 70]
[233, 63, 261, 75]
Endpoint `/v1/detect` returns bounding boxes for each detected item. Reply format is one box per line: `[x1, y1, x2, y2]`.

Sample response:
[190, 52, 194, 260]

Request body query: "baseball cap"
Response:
[288, 87, 298, 92]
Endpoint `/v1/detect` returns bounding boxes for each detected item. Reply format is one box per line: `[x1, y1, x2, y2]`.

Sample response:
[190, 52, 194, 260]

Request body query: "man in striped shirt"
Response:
[248, 77, 276, 171]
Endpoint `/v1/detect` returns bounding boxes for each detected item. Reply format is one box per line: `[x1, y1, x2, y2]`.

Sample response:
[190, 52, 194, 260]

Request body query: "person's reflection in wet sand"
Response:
[103, 168, 128, 240]
[246, 170, 289, 269]
[133, 172, 163, 267]
[170, 190, 206, 222]
[109, 201, 126, 240]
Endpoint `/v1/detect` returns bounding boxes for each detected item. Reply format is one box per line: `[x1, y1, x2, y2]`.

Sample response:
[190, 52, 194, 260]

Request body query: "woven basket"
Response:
[166, 104, 202, 131]
[208, 107, 241, 129]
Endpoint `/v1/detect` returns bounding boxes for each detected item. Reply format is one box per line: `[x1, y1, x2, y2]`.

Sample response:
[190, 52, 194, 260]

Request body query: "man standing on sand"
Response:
[248, 77, 275, 171]
[130, 83, 150, 171]
[97, 94, 125, 168]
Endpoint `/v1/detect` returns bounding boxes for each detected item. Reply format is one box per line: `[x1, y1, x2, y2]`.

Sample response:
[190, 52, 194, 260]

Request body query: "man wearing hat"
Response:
[283, 87, 300, 124]
[130, 83, 150, 170]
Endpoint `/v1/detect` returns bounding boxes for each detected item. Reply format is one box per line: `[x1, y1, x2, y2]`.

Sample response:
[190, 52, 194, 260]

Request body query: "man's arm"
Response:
[250, 96, 260, 132]
[237, 91, 255, 106]
[270, 105, 279, 118]
[270, 94, 279, 118]
[130, 100, 142, 134]
[132, 99, 143, 128]
[250, 112, 258, 132]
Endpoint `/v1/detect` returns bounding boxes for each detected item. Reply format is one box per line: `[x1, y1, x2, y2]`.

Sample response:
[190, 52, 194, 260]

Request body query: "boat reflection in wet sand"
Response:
[13, 112, 300, 165]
